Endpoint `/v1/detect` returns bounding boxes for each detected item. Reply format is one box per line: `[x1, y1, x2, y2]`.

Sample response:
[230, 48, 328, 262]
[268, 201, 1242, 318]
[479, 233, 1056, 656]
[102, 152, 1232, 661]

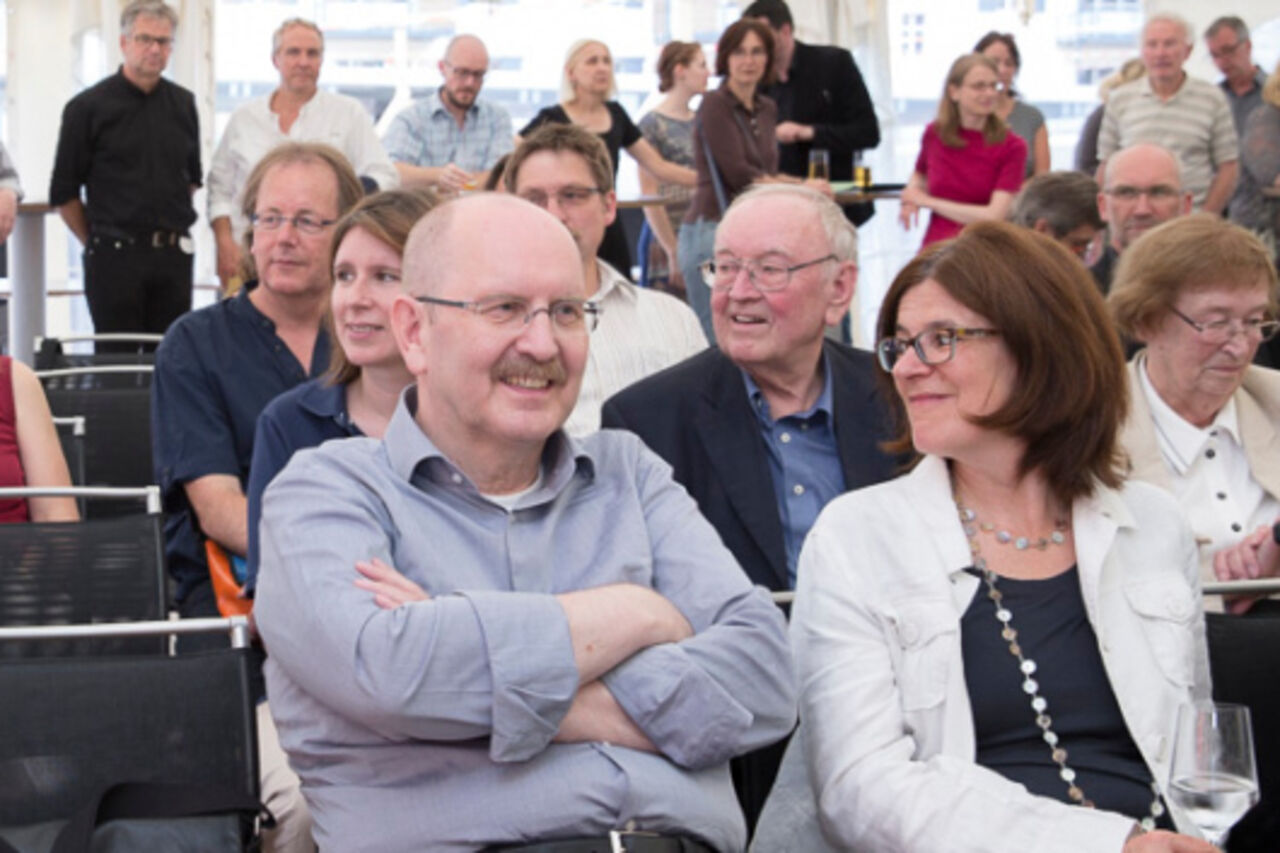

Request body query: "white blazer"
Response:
[753, 455, 1211, 853]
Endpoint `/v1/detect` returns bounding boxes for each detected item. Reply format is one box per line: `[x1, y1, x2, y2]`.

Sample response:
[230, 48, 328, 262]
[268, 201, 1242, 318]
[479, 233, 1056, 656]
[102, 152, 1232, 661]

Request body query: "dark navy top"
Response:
[245, 377, 361, 593]
[151, 283, 330, 610]
[960, 565, 1172, 828]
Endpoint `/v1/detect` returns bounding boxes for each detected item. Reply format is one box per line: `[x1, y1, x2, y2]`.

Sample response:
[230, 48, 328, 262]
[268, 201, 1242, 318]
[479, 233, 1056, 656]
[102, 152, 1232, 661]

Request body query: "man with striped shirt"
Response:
[1098, 13, 1238, 214]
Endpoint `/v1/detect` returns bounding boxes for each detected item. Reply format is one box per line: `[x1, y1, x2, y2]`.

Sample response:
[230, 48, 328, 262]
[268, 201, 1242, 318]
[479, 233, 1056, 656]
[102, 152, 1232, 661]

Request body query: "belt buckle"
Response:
[608, 830, 661, 853]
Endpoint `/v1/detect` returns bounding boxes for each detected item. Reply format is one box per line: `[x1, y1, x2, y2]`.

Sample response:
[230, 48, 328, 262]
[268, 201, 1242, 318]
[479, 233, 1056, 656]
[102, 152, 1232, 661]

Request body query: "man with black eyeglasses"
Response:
[153, 143, 363, 853]
[254, 192, 795, 852]
[49, 0, 200, 346]
[1091, 143, 1192, 294]
[505, 124, 706, 434]
[384, 34, 514, 194]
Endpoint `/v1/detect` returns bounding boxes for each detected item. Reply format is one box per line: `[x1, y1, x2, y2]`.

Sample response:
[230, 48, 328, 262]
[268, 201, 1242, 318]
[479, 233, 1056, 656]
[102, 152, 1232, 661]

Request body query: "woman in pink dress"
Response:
[0, 356, 78, 522]
[900, 54, 1027, 248]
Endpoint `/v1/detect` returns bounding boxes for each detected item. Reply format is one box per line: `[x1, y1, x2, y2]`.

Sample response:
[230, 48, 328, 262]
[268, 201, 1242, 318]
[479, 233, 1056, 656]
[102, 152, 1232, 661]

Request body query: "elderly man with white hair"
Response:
[1098, 12, 1238, 214]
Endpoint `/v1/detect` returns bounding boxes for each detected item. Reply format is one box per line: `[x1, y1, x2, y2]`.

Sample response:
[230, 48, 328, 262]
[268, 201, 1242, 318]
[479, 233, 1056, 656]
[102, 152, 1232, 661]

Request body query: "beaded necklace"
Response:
[955, 496, 1164, 831]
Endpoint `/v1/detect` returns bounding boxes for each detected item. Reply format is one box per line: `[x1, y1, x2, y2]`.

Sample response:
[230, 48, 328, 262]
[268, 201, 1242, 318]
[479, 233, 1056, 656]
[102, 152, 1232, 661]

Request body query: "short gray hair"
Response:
[724, 184, 859, 263]
[1144, 12, 1192, 46]
[121, 0, 178, 34]
[1010, 171, 1104, 237]
[273, 18, 324, 55]
[1205, 16, 1249, 42]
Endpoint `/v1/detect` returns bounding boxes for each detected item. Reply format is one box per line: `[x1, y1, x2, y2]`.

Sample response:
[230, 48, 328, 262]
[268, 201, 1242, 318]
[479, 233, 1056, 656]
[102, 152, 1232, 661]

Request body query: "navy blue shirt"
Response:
[742, 358, 845, 587]
[245, 377, 361, 593]
[151, 283, 331, 608]
[961, 566, 1172, 827]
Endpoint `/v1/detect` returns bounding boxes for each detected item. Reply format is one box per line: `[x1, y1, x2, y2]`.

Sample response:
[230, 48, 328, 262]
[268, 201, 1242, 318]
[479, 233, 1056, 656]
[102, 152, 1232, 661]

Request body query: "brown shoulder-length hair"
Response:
[715, 19, 776, 87]
[1109, 213, 1280, 342]
[875, 221, 1128, 506]
[936, 53, 1007, 148]
[324, 188, 440, 385]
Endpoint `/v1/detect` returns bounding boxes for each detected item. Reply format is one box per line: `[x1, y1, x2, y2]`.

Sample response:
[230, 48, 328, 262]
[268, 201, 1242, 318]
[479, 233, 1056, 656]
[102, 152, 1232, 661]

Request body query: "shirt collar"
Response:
[227, 280, 275, 331]
[296, 378, 350, 421]
[1137, 352, 1241, 474]
[428, 88, 477, 120]
[741, 352, 835, 426]
[593, 259, 637, 306]
[384, 386, 596, 505]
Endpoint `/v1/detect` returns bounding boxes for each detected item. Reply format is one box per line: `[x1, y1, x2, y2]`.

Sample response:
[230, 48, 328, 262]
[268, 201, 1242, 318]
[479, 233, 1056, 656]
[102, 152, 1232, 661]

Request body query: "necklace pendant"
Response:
[995, 530, 1012, 545]
[1014, 536, 1030, 550]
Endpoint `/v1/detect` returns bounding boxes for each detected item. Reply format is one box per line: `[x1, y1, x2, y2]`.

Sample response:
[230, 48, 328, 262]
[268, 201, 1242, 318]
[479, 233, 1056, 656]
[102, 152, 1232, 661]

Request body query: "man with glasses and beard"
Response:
[384, 35, 515, 194]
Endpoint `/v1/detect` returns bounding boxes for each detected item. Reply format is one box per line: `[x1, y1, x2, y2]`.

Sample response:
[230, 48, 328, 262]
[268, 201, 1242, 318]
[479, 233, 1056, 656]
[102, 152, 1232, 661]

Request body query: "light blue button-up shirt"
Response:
[382, 90, 514, 172]
[742, 359, 846, 587]
[255, 388, 796, 852]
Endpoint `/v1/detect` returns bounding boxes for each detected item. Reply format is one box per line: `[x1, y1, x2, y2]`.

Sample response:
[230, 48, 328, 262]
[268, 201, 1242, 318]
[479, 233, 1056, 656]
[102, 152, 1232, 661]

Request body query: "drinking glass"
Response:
[853, 150, 871, 190]
[1167, 701, 1260, 845]
[808, 149, 830, 181]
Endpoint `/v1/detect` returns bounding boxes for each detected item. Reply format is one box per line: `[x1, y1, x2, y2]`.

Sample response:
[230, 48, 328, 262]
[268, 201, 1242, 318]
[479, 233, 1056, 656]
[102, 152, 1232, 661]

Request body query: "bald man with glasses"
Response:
[384, 34, 515, 194]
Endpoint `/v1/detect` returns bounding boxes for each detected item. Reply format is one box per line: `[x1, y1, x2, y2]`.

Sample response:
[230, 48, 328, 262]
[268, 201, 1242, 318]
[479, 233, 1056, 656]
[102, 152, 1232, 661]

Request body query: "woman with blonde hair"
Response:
[899, 54, 1027, 247]
[520, 38, 695, 275]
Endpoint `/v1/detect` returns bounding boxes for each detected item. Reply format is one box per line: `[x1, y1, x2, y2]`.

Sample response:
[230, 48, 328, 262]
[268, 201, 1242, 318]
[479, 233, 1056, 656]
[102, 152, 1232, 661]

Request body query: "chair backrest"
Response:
[51, 416, 86, 489]
[37, 367, 155, 518]
[34, 335, 162, 370]
[1206, 611, 1280, 852]
[0, 488, 166, 658]
[0, 627, 257, 840]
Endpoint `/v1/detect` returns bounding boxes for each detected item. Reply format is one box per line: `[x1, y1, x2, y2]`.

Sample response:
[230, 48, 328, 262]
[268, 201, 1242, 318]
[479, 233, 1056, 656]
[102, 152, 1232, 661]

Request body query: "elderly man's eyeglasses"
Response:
[876, 327, 1001, 372]
[249, 212, 337, 235]
[1170, 307, 1280, 343]
[1104, 185, 1180, 202]
[132, 33, 173, 49]
[700, 254, 837, 292]
[416, 294, 601, 332]
[519, 187, 604, 210]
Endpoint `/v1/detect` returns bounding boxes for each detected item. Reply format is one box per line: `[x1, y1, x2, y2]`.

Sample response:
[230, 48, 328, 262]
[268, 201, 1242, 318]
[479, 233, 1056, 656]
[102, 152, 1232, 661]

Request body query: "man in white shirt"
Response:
[207, 18, 397, 288]
[383, 35, 514, 193]
[505, 123, 707, 435]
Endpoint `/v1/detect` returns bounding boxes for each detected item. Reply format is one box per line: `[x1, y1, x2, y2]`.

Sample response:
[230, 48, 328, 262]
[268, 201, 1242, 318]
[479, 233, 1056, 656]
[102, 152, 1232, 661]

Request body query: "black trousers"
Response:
[83, 233, 193, 346]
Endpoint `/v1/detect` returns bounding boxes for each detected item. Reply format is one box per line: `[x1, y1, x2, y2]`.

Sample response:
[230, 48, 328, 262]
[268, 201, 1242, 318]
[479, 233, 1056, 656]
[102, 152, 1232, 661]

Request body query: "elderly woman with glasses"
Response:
[754, 221, 1214, 853]
[1111, 213, 1280, 613]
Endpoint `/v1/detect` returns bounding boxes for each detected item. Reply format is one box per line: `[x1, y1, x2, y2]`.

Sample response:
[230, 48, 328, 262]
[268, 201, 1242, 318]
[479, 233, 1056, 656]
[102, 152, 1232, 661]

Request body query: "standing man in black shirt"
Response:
[50, 0, 201, 341]
[743, 0, 880, 226]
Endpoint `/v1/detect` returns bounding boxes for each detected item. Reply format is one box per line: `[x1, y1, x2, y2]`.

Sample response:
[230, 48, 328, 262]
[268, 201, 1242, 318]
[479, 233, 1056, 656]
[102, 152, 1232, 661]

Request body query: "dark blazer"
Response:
[601, 341, 899, 591]
[760, 40, 880, 225]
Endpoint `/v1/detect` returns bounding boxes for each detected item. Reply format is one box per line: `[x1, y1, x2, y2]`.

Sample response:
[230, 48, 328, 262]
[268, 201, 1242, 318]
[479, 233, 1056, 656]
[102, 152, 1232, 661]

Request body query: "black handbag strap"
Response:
[697, 117, 729, 217]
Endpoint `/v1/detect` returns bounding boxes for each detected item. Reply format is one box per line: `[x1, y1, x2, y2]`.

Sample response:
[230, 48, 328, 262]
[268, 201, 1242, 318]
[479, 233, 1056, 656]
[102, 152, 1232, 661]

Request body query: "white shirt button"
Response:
[780, 432, 791, 444]
[792, 484, 805, 496]
[451, 473, 463, 485]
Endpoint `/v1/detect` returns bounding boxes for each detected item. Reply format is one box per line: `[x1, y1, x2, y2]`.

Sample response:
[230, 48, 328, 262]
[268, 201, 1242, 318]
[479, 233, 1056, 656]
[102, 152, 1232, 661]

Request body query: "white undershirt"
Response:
[481, 468, 546, 512]
[1138, 355, 1280, 571]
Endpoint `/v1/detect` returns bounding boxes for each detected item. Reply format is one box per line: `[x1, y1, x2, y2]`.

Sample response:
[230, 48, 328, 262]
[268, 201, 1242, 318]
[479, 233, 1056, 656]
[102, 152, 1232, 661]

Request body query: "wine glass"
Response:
[1167, 701, 1260, 845]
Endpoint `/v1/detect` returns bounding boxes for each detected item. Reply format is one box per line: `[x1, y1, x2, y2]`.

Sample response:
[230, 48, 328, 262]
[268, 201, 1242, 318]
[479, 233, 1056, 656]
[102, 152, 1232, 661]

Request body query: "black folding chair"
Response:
[51, 416, 86, 489]
[1205, 595, 1280, 853]
[0, 486, 166, 658]
[34, 334, 163, 369]
[37, 366, 154, 518]
[0, 618, 260, 852]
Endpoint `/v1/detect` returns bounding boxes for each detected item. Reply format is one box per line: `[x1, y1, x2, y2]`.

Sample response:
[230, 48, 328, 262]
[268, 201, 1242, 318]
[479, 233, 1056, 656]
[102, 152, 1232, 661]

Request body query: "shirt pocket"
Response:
[890, 600, 957, 712]
[1123, 577, 1198, 688]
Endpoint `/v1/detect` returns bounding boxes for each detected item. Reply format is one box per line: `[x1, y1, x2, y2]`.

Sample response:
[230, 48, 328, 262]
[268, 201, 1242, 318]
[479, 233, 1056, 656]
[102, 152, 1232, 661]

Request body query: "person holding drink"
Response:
[756, 221, 1218, 853]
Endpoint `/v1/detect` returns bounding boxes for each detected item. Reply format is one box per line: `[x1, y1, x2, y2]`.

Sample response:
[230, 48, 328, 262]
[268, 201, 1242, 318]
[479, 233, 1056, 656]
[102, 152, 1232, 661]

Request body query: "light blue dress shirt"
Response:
[382, 90, 514, 172]
[742, 360, 846, 587]
[255, 388, 796, 852]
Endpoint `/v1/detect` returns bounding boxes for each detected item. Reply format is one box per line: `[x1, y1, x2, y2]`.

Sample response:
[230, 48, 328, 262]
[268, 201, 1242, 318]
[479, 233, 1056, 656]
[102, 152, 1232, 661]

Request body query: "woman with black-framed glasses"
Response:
[1111, 213, 1280, 615]
[756, 221, 1214, 853]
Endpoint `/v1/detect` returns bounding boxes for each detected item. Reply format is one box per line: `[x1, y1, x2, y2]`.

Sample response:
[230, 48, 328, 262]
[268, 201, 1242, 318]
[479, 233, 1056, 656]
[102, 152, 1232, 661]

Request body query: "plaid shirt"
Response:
[382, 90, 513, 172]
